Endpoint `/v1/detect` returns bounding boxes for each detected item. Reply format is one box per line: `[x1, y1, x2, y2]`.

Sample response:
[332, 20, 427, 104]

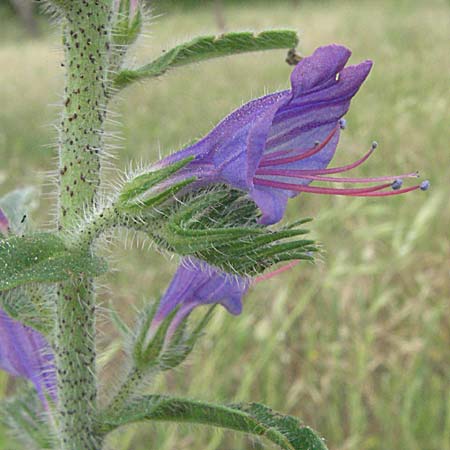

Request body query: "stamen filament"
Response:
[265, 143, 377, 176]
[260, 124, 339, 167]
[253, 260, 300, 284]
[348, 185, 422, 197]
[253, 178, 394, 195]
[254, 170, 419, 184]
[254, 178, 428, 197]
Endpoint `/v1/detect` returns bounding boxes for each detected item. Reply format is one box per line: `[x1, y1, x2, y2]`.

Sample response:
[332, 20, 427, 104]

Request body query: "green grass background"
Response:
[0, 0, 449, 448]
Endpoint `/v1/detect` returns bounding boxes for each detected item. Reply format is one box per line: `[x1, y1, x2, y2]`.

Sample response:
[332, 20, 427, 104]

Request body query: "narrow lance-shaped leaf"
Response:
[114, 30, 299, 88]
[118, 156, 196, 211]
[0, 233, 108, 291]
[0, 285, 55, 335]
[99, 396, 328, 450]
[0, 386, 54, 449]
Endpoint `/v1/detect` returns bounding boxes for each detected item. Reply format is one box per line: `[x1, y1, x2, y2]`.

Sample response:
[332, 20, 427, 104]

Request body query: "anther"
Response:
[420, 180, 430, 191]
[339, 118, 347, 130]
[371, 141, 378, 150]
[391, 179, 403, 190]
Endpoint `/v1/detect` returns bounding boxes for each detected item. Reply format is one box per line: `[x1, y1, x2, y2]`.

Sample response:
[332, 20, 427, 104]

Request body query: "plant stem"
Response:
[55, 2, 111, 449]
[108, 367, 145, 412]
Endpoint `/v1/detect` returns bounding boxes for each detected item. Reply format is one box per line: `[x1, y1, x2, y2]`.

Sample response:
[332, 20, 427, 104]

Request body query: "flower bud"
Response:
[131, 300, 215, 372]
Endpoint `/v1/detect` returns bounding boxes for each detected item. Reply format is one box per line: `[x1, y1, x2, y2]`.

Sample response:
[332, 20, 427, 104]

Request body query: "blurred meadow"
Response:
[0, 0, 449, 449]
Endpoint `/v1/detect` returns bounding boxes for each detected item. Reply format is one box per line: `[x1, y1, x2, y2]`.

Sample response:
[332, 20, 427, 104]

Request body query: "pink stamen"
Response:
[254, 178, 427, 197]
[259, 124, 339, 167]
[254, 169, 419, 184]
[345, 184, 424, 197]
[264, 143, 377, 176]
[253, 178, 394, 195]
[253, 260, 300, 284]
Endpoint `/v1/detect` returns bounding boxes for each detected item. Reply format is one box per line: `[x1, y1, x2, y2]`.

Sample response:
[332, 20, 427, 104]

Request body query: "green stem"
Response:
[107, 367, 145, 412]
[55, 2, 111, 449]
[67, 205, 122, 250]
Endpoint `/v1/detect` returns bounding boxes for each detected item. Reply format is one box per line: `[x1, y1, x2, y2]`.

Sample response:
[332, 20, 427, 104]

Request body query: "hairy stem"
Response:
[55, 2, 111, 449]
[107, 367, 145, 412]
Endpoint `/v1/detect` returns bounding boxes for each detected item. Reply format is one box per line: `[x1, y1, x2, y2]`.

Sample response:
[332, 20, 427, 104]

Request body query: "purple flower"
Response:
[149, 258, 302, 343]
[0, 209, 55, 406]
[156, 44, 428, 225]
[150, 258, 251, 340]
[0, 309, 56, 407]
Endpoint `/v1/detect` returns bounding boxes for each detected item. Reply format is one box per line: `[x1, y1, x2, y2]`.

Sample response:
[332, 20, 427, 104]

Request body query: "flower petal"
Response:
[0, 309, 56, 406]
[290, 44, 351, 96]
[250, 187, 289, 225]
[154, 258, 251, 324]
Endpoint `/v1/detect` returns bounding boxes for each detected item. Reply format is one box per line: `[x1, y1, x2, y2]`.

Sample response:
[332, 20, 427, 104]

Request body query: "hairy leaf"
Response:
[0, 233, 107, 291]
[114, 30, 299, 88]
[99, 396, 328, 450]
[0, 285, 55, 335]
[0, 385, 54, 449]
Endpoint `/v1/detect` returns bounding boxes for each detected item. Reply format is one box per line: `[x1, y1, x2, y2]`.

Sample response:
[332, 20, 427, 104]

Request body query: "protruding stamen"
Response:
[339, 118, 347, 129]
[350, 184, 426, 197]
[254, 169, 419, 184]
[254, 178, 427, 197]
[260, 143, 378, 177]
[254, 178, 392, 195]
[253, 260, 300, 284]
[260, 124, 339, 167]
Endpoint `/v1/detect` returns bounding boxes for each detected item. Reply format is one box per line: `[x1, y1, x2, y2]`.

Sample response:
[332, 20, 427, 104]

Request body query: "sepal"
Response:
[146, 187, 317, 276]
[132, 302, 171, 370]
[0, 384, 54, 449]
[118, 156, 196, 211]
[159, 305, 216, 371]
[112, 0, 143, 47]
[132, 302, 215, 372]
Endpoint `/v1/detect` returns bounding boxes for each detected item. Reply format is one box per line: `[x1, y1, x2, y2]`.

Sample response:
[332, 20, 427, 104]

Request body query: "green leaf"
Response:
[114, 30, 299, 88]
[99, 396, 328, 450]
[0, 385, 54, 449]
[0, 285, 55, 335]
[0, 233, 108, 292]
